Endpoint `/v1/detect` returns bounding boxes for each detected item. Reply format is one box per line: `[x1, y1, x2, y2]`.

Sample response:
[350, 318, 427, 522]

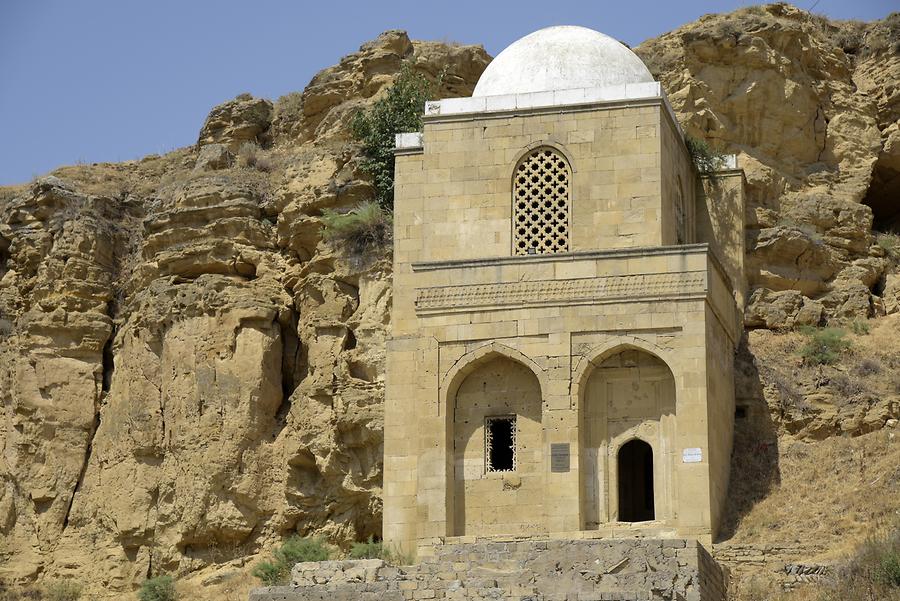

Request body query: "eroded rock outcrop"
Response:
[0, 6, 897, 598]
[0, 32, 488, 593]
[635, 4, 896, 326]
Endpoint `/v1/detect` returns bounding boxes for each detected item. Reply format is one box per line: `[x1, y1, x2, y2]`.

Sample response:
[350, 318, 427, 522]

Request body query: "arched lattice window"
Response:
[513, 147, 571, 255]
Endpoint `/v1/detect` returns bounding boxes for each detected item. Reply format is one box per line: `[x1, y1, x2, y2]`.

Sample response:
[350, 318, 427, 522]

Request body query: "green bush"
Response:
[685, 135, 727, 173]
[798, 326, 850, 365]
[876, 548, 900, 587]
[252, 536, 331, 586]
[45, 581, 82, 601]
[850, 319, 871, 336]
[351, 63, 432, 209]
[275, 536, 330, 565]
[321, 202, 392, 255]
[137, 575, 176, 601]
[250, 560, 285, 587]
[349, 537, 387, 560]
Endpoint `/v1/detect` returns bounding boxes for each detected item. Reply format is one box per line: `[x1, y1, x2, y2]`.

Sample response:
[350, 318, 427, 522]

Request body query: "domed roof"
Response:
[472, 26, 654, 97]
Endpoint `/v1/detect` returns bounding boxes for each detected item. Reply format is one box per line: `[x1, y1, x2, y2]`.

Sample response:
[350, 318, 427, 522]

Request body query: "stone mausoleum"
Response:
[384, 25, 746, 556]
[252, 24, 747, 601]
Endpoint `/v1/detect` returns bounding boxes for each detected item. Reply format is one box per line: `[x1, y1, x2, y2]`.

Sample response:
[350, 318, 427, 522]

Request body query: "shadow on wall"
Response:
[716, 333, 781, 542]
[0, 230, 9, 279]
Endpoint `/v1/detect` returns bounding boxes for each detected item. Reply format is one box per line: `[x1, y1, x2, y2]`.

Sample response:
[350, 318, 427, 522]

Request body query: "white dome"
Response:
[473, 26, 654, 97]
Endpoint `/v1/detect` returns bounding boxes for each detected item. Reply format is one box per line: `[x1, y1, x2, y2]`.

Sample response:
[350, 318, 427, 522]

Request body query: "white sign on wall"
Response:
[682, 447, 703, 463]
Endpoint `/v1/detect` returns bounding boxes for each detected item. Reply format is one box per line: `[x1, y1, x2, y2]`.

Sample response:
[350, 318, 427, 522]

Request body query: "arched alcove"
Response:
[452, 355, 544, 536]
[580, 347, 675, 528]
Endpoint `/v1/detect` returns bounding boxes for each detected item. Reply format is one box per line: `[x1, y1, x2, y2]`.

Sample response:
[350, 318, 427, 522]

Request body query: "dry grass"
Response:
[176, 563, 259, 601]
[728, 430, 900, 557]
[732, 315, 900, 560]
[48, 148, 192, 199]
[747, 315, 900, 414]
[723, 316, 900, 597]
[236, 142, 275, 172]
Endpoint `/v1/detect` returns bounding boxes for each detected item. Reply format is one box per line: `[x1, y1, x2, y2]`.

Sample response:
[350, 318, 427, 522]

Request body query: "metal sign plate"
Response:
[550, 443, 570, 472]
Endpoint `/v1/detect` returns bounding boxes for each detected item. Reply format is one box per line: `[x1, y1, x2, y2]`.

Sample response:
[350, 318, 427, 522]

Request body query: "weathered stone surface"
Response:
[635, 4, 891, 325]
[745, 288, 823, 329]
[0, 7, 897, 599]
[251, 539, 725, 601]
[0, 32, 487, 596]
[883, 273, 900, 315]
[198, 93, 274, 151]
[271, 30, 489, 144]
[195, 143, 235, 171]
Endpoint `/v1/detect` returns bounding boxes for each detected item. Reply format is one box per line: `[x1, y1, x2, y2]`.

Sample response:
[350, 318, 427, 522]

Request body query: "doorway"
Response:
[617, 439, 654, 522]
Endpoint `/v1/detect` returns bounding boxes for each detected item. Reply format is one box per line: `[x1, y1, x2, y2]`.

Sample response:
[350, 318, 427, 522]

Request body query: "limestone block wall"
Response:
[660, 111, 696, 246]
[384, 245, 742, 555]
[249, 539, 726, 601]
[696, 172, 747, 308]
[393, 99, 681, 269]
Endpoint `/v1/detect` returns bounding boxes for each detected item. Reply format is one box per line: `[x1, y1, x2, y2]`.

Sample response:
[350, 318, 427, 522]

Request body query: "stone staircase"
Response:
[249, 538, 726, 601]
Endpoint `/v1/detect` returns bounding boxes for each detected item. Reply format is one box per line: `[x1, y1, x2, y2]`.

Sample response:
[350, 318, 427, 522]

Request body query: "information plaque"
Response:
[550, 443, 570, 472]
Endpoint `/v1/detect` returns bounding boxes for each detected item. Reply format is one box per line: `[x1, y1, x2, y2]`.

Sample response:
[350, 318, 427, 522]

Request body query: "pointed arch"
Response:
[440, 342, 547, 414]
[571, 335, 679, 414]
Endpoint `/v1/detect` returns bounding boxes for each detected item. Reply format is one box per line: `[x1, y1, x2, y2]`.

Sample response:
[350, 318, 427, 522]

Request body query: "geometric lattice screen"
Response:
[513, 147, 571, 255]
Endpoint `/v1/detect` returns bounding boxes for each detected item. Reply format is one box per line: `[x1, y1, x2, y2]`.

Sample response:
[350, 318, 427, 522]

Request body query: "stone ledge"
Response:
[424, 83, 663, 117]
[411, 244, 711, 272]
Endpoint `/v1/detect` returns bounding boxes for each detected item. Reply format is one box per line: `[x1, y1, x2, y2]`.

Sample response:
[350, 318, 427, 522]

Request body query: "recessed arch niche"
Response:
[452, 354, 544, 536]
[580, 347, 676, 528]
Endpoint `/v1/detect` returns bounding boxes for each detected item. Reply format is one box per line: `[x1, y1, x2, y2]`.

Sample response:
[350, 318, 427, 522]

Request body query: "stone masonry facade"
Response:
[385, 91, 745, 556]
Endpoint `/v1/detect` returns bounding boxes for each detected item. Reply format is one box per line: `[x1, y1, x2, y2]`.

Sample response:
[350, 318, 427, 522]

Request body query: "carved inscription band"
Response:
[415, 271, 707, 313]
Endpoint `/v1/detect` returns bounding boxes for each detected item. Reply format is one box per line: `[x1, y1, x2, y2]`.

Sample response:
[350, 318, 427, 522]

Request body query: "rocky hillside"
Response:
[635, 4, 900, 328]
[0, 4, 897, 599]
[0, 30, 490, 594]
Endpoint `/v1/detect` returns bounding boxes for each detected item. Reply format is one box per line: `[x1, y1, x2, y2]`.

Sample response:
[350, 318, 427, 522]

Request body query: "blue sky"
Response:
[0, 0, 894, 185]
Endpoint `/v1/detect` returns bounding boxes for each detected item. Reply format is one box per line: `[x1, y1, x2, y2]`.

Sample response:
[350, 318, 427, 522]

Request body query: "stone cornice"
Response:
[411, 244, 710, 272]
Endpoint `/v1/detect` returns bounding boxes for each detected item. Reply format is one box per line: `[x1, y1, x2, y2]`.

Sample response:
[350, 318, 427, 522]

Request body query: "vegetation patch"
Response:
[321, 201, 392, 255]
[685, 135, 727, 174]
[813, 525, 900, 600]
[237, 142, 274, 172]
[798, 326, 851, 365]
[876, 231, 900, 264]
[351, 63, 432, 209]
[348, 536, 394, 561]
[138, 575, 177, 601]
[252, 536, 331, 586]
[45, 581, 82, 601]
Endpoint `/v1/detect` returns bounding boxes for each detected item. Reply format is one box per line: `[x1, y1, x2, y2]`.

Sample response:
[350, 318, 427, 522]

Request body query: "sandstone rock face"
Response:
[0, 32, 488, 595]
[198, 93, 274, 151]
[635, 4, 894, 326]
[851, 15, 900, 230]
[0, 7, 897, 598]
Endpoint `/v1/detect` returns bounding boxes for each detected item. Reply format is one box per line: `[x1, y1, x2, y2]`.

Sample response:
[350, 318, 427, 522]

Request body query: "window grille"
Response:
[513, 147, 571, 255]
[485, 415, 516, 472]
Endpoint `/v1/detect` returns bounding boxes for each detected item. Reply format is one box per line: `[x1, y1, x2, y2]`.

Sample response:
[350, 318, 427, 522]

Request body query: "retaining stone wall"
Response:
[249, 539, 726, 601]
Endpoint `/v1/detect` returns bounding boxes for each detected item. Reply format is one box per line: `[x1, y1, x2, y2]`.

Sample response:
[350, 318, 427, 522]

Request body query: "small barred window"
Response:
[485, 415, 516, 472]
[513, 147, 571, 255]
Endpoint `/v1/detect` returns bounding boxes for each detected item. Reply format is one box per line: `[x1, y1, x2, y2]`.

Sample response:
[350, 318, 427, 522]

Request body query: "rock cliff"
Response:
[635, 4, 899, 327]
[0, 5, 897, 598]
[0, 31, 489, 593]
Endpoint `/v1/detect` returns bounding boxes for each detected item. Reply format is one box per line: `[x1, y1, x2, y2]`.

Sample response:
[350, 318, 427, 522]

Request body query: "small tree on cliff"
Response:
[351, 63, 432, 209]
